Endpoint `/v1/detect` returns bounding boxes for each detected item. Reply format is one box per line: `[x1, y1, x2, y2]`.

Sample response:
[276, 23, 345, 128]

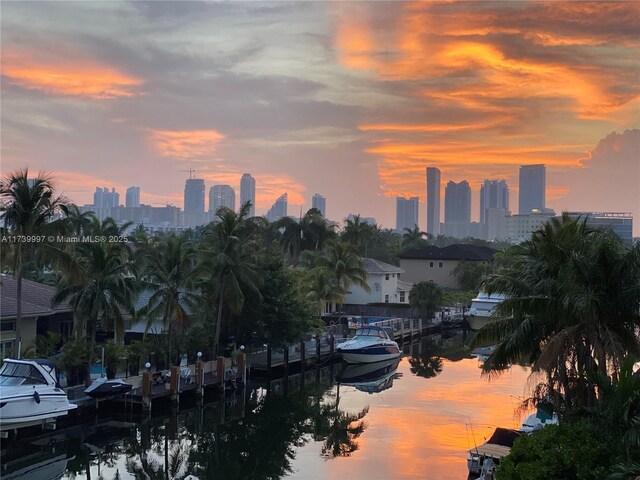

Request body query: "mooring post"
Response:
[170, 366, 180, 404]
[266, 345, 272, 390]
[236, 353, 246, 385]
[300, 339, 306, 371]
[216, 357, 225, 391]
[142, 371, 152, 411]
[316, 335, 321, 364]
[283, 346, 289, 378]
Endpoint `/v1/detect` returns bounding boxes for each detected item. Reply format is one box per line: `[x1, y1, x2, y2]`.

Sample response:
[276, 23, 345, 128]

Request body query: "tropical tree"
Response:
[452, 261, 486, 291]
[474, 215, 640, 411]
[401, 225, 429, 251]
[53, 241, 138, 383]
[138, 234, 200, 366]
[341, 215, 378, 256]
[202, 204, 263, 356]
[0, 168, 69, 357]
[310, 240, 370, 305]
[409, 281, 443, 319]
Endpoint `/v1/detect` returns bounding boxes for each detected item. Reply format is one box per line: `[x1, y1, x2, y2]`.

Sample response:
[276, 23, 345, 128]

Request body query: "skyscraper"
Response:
[184, 178, 205, 214]
[444, 180, 471, 223]
[240, 173, 256, 217]
[265, 193, 287, 222]
[209, 185, 235, 212]
[519, 164, 546, 214]
[479, 179, 509, 224]
[93, 187, 120, 208]
[426, 167, 441, 236]
[396, 196, 419, 233]
[126, 186, 140, 208]
[312, 193, 326, 217]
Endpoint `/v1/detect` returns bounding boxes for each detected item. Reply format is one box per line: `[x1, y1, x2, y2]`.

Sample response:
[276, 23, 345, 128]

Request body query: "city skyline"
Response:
[1, 2, 638, 234]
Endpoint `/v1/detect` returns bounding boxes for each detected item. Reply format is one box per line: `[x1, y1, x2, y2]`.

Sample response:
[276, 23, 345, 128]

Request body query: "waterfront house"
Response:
[343, 258, 412, 305]
[397, 244, 496, 289]
[0, 274, 75, 357]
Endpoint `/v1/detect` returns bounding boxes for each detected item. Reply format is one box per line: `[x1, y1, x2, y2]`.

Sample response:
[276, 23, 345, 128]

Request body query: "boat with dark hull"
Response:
[84, 377, 133, 399]
[337, 358, 401, 393]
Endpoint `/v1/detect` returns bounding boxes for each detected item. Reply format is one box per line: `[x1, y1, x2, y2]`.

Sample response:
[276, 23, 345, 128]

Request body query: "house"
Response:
[397, 244, 496, 289]
[0, 274, 74, 357]
[343, 258, 412, 305]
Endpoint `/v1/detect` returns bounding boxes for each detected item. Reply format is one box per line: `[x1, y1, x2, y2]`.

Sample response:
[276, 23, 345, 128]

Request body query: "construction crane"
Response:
[180, 168, 196, 179]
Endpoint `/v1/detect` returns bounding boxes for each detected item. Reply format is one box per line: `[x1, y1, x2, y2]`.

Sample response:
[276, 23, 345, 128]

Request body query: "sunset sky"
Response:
[2, 1, 639, 234]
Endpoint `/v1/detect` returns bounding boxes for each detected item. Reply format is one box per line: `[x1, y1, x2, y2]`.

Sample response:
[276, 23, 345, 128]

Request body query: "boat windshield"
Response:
[0, 362, 48, 386]
[354, 328, 388, 340]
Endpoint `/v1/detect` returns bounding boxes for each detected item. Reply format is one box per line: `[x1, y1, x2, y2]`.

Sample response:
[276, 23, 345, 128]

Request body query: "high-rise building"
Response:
[563, 212, 633, 246]
[184, 178, 205, 215]
[426, 167, 441, 236]
[312, 193, 326, 217]
[93, 187, 120, 208]
[480, 180, 509, 224]
[126, 186, 140, 208]
[519, 164, 546, 214]
[396, 197, 419, 233]
[444, 180, 471, 223]
[265, 193, 287, 222]
[209, 185, 235, 212]
[240, 173, 256, 216]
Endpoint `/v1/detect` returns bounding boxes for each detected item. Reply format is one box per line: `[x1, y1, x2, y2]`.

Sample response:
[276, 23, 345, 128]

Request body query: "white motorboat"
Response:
[467, 292, 507, 331]
[0, 358, 77, 431]
[336, 326, 401, 364]
[520, 405, 558, 432]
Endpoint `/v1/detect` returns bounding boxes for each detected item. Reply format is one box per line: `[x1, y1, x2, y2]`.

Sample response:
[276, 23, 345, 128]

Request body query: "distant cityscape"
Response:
[82, 165, 633, 246]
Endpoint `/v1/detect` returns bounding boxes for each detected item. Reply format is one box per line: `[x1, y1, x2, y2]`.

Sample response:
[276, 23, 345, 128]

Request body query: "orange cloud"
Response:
[2, 52, 143, 99]
[148, 129, 226, 161]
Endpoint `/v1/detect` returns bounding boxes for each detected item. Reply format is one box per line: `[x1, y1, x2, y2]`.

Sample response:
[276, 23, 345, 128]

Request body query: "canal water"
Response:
[0, 332, 531, 480]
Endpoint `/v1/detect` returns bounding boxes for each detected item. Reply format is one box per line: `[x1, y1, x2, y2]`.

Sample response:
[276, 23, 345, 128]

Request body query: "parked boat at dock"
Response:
[84, 377, 133, 399]
[467, 292, 507, 331]
[0, 359, 77, 431]
[467, 427, 521, 476]
[336, 326, 401, 363]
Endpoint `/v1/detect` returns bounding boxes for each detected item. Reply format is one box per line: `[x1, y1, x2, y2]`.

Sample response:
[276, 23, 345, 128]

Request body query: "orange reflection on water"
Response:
[290, 357, 531, 480]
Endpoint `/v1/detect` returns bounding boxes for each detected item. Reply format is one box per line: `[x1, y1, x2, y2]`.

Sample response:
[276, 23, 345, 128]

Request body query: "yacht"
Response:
[520, 405, 559, 432]
[0, 359, 77, 431]
[336, 326, 401, 364]
[467, 292, 507, 331]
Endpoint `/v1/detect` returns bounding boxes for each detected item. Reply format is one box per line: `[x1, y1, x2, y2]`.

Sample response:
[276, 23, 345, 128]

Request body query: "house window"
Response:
[429, 261, 434, 268]
[439, 262, 443, 268]
[385, 274, 390, 280]
[399, 291, 405, 303]
[0, 340, 15, 358]
[0, 320, 16, 332]
[384, 295, 389, 303]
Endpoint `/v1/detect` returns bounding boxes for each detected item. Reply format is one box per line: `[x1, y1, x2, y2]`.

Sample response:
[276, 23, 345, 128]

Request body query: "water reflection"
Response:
[0, 332, 530, 480]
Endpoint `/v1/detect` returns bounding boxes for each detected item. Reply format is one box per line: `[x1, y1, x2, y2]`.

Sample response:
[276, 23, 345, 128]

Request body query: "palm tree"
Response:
[276, 216, 305, 264]
[53, 241, 138, 383]
[202, 203, 263, 356]
[310, 241, 370, 307]
[401, 225, 429, 251]
[138, 234, 200, 366]
[66, 204, 97, 236]
[302, 208, 335, 251]
[303, 268, 344, 316]
[474, 215, 640, 410]
[0, 168, 69, 357]
[341, 215, 377, 256]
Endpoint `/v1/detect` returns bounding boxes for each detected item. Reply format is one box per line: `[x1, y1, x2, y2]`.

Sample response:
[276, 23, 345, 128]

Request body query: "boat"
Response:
[0, 358, 77, 431]
[337, 358, 401, 394]
[84, 376, 133, 399]
[467, 427, 521, 476]
[467, 292, 507, 331]
[520, 405, 558, 432]
[335, 326, 401, 364]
